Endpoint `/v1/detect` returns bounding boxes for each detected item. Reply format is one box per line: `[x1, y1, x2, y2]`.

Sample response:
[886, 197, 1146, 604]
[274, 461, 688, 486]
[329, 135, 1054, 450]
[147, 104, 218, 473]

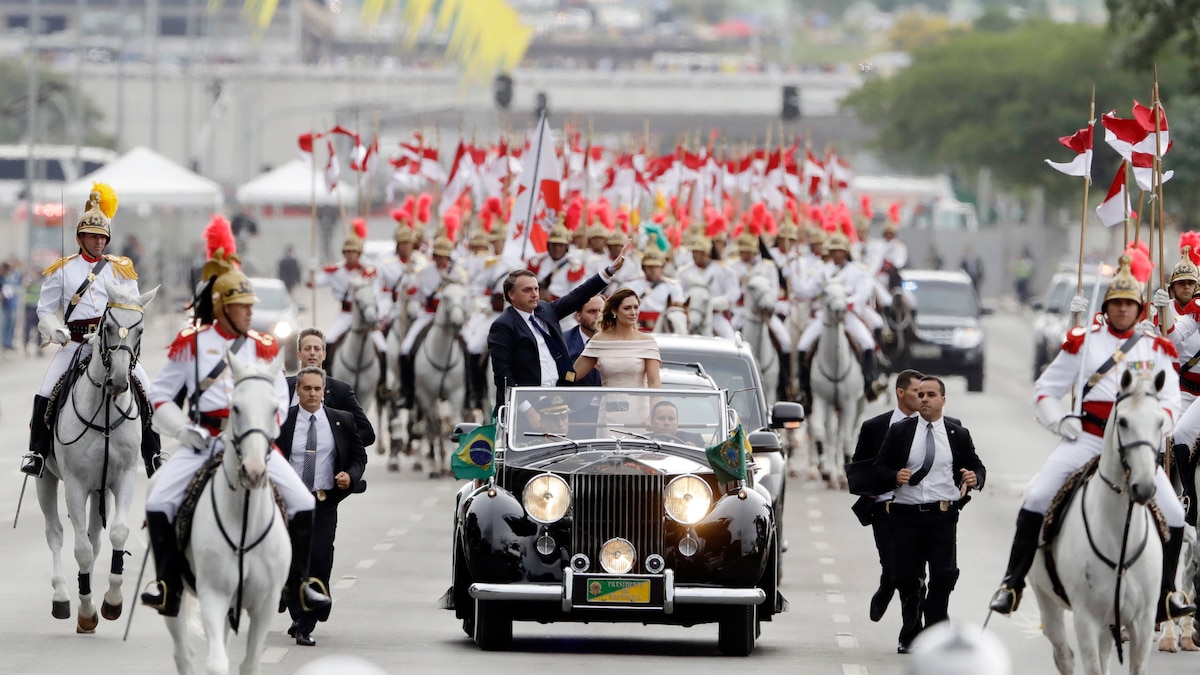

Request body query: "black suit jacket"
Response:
[848, 411, 962, 495]
[278, 406, 368, 505]
[872, 415, 986, 505]
[287, 375, 375, 448]
[487, 272, 609, 410]
[564, 326, 602, 386]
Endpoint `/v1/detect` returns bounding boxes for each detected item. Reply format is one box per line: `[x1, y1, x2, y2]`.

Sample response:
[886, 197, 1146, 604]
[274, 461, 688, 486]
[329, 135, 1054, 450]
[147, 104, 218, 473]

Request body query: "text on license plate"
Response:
[586, 578, 651, 604]
[910, 344, 942, 359]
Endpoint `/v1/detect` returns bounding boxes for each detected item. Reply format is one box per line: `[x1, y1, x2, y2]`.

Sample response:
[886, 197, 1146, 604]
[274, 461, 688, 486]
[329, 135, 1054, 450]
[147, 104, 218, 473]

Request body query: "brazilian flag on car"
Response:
[705, 425, 749, 485]
[452, 424, 497, 480]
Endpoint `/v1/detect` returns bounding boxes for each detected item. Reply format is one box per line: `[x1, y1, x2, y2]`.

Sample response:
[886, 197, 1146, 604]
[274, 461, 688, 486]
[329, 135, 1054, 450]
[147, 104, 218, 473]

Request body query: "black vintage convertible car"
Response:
[446, 386, 802, 656]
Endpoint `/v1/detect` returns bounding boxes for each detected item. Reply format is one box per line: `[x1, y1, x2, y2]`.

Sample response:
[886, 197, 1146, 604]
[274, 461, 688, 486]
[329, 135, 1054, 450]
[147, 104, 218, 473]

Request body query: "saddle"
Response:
[175, 451, 286, 588]
[1040, 456, 1168, 605]
[409, 319, 469, 358]
[45, 356, 153, 441]
[806, 334, 864, 365]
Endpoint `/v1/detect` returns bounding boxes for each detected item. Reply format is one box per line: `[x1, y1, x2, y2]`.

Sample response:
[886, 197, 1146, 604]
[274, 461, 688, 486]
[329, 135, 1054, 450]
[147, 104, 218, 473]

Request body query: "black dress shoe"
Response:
[287, 621, 300, 638]
[295, 632, 316, 647]
[869, 586, 894, 622]
[897, 640, 911, 654]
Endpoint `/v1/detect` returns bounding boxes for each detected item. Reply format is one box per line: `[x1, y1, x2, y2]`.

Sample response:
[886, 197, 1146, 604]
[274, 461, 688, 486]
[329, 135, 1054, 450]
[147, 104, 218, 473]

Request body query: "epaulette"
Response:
[104, 254, 138, 280]
[42, 254, 78, 276]
[1061, 325, 1092, 354]
[246, 329, 280, 361]
[484, 256, 499, 268]
[323, 264, 340, 274]
[167, 325, 207, 360]
[1153, 335, 1179, 358]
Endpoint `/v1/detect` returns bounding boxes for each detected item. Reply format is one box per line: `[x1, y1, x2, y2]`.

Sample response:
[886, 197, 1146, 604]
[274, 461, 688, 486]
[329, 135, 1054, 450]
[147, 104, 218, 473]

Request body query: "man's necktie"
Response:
[909, 422, 936, 487]
[530, 315, 572, 378]
[302, 414, 317, 491]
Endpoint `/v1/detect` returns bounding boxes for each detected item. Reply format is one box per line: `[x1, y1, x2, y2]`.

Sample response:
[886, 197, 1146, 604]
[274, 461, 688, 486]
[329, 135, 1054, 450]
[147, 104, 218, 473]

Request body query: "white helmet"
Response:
[905, 622, 1011, 675]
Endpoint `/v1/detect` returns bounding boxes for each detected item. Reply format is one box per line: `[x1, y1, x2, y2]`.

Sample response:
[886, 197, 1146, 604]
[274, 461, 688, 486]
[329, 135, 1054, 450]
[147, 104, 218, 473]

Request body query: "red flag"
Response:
[1095, 161, 1129, 228]
[1044, 124, 1093, 178]
[1132, 100, 1170, 154]
[503, 115, 563, 267]
[298, 132, 322, 165]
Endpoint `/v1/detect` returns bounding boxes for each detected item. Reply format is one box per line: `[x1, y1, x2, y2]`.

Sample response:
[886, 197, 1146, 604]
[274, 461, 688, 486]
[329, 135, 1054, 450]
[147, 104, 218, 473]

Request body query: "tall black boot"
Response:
[377, 352, 394, 400]
[861, 351, 884, 402]
[137, 390, 164, 478]
[398, 354, 415, 410]
[776, 352, 792, 403]
[285, 511, 331, 614]
[796, 351, 810, 410]
[20, 395, 52, 477]
[988, 509, 1044, 614]
[1174, 444, 1198, 526]
[873, 328, 892, 370]
[465, 355, 482, 410]
[1158, 526, 1197, 622]
[140, 511, 182, 617]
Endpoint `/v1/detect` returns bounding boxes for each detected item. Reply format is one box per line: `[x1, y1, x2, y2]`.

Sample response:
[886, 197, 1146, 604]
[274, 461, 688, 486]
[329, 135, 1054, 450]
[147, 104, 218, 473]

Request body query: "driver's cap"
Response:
[536, 395, 571, 416]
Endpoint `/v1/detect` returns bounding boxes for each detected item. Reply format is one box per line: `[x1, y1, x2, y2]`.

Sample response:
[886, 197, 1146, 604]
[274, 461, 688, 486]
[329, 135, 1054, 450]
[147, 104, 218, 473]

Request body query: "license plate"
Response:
[910, 344, 942, 359]
[586, 578, 651, 604]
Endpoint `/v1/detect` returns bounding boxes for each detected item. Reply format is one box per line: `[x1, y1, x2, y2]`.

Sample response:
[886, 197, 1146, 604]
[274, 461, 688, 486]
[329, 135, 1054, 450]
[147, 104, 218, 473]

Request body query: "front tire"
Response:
[717, 604, 757, 656]
[966, 368, 984, 393]
[474, 599, 512, 651]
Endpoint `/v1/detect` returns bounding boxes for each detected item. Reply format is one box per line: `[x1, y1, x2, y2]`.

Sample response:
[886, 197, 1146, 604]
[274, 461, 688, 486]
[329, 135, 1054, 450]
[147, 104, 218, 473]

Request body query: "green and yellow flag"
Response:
[705, 425, 748, 485]
[452, 423, 497, 480]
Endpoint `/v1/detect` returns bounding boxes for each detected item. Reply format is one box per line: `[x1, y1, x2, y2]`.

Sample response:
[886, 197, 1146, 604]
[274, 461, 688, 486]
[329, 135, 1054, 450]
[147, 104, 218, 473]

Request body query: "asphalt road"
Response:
[2, 306, 1199, 674]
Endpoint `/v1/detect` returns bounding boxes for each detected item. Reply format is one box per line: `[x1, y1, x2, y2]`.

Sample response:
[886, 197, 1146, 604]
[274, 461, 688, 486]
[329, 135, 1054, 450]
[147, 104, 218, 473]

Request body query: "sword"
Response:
[123, 545, 150, 641]
[13, 475, 28, 528]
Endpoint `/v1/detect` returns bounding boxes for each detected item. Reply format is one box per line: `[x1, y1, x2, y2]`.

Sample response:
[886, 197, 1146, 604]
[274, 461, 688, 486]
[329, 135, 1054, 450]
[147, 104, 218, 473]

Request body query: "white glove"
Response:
[151, 401, 211, 451]
[1136, 319, 1159, 335]
[308, 258, 321, 274]
[1153, 288, 1172, 308]
[51, 327, 70, 345]
[711, 296, 731, 312]
[1068, 294, 1089, 314]
[1036, 397, 1081, 441]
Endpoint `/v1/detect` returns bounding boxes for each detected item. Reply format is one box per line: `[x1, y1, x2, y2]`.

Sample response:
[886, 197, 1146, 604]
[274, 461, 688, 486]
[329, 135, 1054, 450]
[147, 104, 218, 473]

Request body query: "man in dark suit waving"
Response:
[488, 242, 631, 421]
[277, 366, 368, 646]
[287, 328, 375, 448]
[873, 376, 985, 653]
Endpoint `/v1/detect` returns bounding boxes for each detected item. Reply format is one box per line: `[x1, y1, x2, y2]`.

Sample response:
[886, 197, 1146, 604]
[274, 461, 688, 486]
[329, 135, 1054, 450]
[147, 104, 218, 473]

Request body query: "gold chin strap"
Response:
[106, 303, 144, 313]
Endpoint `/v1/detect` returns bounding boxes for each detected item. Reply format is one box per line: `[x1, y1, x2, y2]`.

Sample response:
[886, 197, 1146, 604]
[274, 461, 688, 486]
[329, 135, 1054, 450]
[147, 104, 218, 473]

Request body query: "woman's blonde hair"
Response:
[600, 288, 639, 333]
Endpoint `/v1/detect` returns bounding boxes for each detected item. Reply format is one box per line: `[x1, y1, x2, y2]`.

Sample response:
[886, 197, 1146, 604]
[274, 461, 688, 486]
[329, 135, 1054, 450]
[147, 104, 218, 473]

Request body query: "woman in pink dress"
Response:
[571, 288, 661, 426]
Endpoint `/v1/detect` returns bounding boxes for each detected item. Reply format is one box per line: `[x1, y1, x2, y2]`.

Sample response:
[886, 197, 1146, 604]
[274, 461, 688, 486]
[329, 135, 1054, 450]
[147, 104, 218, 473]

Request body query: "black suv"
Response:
[897, 269, 989, 392]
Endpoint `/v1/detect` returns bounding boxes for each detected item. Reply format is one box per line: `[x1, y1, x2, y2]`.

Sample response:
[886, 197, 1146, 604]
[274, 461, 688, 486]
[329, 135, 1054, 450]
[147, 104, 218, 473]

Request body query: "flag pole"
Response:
[309, 123, 319, 326]
[1153, 67, 1166, 291]
[519, 112, 548, 261]
[1075, 86, 1094, 299]
[1123, 160, 1133, 245]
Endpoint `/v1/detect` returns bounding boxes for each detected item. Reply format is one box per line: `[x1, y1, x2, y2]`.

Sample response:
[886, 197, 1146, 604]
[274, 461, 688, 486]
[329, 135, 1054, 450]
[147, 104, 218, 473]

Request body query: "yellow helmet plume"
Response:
[91, 182, 118, 219]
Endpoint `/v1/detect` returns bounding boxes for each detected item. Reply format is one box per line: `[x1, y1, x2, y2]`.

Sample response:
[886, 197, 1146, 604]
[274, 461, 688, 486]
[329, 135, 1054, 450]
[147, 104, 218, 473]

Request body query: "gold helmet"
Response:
[807, 227, 827, 247]
[778, 220, 799, 240]
[394, 224, 416, 244]
[1171, 246, 1199, 286]
[641, 247, 666, 267]
[1103, 255, 1144, 308]
[547, 224, 571, 245]
[883, 222, 899, 236]
[200, 216, 256, 320]
[825, 232, 851, 254]
[489, 225, 507, 241]
[77, 182, 117, 239]
[343, 218, 368, 252]
[468, 229, 489, 249]
[211, 263, 258, 308]
[687, 233, 712, 253]
[432, 235, 455, 258]
[736, 231, 758, 254]
[586, 223, 608, 240]
[606, 229, 625, 246]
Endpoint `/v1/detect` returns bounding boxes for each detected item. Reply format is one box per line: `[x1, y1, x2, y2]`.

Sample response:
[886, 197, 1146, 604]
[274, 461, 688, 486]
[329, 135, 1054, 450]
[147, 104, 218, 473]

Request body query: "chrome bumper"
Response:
[468, 568, 766, 614]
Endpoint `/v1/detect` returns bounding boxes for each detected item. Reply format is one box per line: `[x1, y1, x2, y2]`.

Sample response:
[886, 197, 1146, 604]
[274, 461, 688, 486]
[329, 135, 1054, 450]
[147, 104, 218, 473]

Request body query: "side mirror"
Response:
[449, 422, 480, 444]
[748, 430, 781, 453]
[769, 401, 805, 429]
[980, 305, 994, 316]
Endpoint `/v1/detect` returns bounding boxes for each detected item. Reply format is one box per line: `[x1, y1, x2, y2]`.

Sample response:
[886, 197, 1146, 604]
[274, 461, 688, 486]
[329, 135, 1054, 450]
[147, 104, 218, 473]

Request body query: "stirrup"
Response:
[988, 587, 1020, 615]
[20, 453, 44, 478]
[1164, 591, 1196, 621]
[299, 577, 331, 613]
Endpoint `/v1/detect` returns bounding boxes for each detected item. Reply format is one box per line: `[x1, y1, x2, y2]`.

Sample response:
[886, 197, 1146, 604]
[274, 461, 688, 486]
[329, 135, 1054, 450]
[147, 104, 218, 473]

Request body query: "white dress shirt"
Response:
[893, 416, 960, 505]
[289, 406, 336, 491]
[515, 308, 560, 388]
[875, 408, 917, 503]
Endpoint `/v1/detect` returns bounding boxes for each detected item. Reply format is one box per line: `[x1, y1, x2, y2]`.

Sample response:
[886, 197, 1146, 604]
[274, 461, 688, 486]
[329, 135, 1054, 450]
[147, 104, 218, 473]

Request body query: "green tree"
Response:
[1107, 0, 1200, 91]
[842, 21, 1200, 220]
[0, 58, 109, 146]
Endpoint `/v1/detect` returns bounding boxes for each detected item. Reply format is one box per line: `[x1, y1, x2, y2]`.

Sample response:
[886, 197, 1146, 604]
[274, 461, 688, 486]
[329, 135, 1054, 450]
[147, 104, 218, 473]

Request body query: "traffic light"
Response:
[782, 85, 800, 121]
[535, 91, 549, 120]
[494, 74, 513, 109]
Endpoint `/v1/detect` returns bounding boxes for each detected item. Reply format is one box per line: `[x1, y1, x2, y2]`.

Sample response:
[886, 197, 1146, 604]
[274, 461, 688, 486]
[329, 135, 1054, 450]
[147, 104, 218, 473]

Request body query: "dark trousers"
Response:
[288, 498, 339, 633]
[889, 505, 960, 641]
[871, 502, 894, 583]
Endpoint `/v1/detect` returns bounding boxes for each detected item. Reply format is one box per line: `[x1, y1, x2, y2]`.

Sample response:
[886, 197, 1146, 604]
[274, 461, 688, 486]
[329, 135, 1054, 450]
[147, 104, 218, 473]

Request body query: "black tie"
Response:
[530, 315, 572, 378]
[909, 422, 936, 487]
[302, 414, 317, 491]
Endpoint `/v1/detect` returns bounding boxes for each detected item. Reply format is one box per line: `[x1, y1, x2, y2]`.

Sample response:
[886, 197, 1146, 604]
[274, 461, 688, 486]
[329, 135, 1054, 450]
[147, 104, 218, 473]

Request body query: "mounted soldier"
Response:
[624, 247, 684, 332]
[312, 218, 387, 384]
[1156, 243, 1200, 521]
[140, 222, 330, 618]
[22, 182, 161, 478]
[678, 233, 740, 339]
[528, 224, 587, 329]
[397, 235, 469, 409]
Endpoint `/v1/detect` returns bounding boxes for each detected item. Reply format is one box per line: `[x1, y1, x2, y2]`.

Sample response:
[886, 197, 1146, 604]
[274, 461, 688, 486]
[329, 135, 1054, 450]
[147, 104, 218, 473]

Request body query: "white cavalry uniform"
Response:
[678, 261, 740, 338]
[529, 250, 587, 330]
[1026, 323, 1183, 527]
[145, 324, 313, 521]
[400, 261, 469, 356]
[1162, 314, 1200, 452]
[794, 260, 877, 353]
[37, 253, 152, 398]
[1166, 301, 1200, 410]
[377, 252, 426, 322]
[313, 261, 386, 353]
[625, 276, 685, 329]
[728, 257, 792, 352]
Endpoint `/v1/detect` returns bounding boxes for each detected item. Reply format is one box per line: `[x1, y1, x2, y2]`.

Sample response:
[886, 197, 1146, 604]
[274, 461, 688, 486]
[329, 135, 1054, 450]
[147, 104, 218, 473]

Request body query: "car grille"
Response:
[917, 328, 955, 345]
[571, 473, 665, 573]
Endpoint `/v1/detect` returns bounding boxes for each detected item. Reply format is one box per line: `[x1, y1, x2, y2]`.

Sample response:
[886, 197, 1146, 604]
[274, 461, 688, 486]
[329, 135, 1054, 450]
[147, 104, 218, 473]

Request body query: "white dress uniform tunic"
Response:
[377, 252, 426, 322]
[678, 260, 741, 339]
[624, 276, 685, 329]
[529, 250, 587, 330]
[728, 257, 792, 352]
[400, 261, 470, 355]
[145, 324, 313, 521]
[313, 261, 387, 353]
[1161, 313, 1200, 454]
[1167, 300, 1200, 410]
[37, 253, 153, 398]
[794, 260, 877, 353]
[1025, 322, 1183, 526]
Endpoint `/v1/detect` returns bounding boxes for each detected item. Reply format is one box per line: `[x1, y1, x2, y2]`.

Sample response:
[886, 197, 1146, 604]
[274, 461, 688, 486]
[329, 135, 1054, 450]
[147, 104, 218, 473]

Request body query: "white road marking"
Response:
[826, 590, 846, 604]
[408, 513, 425, 522]
[814, 541, 830, 551]
[823, 573, 841, 585]
[832, 613, 851, 624]
[808, 509, 823, 519]
[259, 647, 287, 663]
[836, 633, 859, 649]
[809, 524, 826, 534]
[387, 528, 408, 537]
[819, 557, 835, 565]
[355, 559, 376, 570]
[333, 576, 356, 590]
[841, 665, 869, 675]
[373, 541, 394, 551]
[806, 496, 819, 504]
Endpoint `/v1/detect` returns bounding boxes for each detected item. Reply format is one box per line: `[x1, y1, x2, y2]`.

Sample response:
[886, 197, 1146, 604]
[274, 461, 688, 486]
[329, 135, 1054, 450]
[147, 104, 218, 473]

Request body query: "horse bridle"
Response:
[347, 287, 377, 334]
[222, 373, 277, 490]
[94, 302, 144, 375]
[1097, 391, 1159, 496]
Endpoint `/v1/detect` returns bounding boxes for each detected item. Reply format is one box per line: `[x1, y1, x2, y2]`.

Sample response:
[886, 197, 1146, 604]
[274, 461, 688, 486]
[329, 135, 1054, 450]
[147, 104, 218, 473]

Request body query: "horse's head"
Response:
[350, 277, 379, 328]
[823, 279, 848, 325]
[659, 302, 690, 335]
[225, 351, 283, 489]
[745, 276, 774, 316]
[1106, 369, 1168, 505]
[687, 286, 712, 333]
[437, 281, 467, 330]
[98, 281, 158, 396]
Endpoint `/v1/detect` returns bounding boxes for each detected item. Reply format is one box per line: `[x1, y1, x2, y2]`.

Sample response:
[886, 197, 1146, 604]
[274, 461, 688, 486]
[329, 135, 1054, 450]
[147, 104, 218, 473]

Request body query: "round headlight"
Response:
[522, 473, 571, 523]
[664, 475, 713, 525]
[599, 537, 636, 574]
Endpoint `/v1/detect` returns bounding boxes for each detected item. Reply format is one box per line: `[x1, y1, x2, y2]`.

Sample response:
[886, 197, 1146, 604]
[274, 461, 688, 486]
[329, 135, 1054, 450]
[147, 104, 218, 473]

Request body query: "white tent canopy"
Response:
[63, 146, 224, 210]
[236, 159, 359, 206]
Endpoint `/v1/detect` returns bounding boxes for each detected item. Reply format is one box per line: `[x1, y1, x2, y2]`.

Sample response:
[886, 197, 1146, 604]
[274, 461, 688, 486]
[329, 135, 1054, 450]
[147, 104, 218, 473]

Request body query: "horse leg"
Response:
[1159, 618, 1180, 652]
[64, 481, 98, 633]
[238, 607, 270, 675]
[36, 473, 71, 619]
[1032, 584, 1075, 675]
[1127, 607, 1157, 675]
[101, 470, 135, 621]
[198, 588, 232, 675]
[808, 398, 828, 482]
[1071, 611, 1105, 675]
[163, 608, 196, 675]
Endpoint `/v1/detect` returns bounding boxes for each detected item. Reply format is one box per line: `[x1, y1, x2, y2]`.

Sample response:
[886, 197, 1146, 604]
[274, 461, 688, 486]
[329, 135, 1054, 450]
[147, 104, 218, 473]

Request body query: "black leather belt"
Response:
[888, 500, 955, 513]
[197, 413, 228, 434]
[341, 300, 353, 312]
[67, 319, 100, 343]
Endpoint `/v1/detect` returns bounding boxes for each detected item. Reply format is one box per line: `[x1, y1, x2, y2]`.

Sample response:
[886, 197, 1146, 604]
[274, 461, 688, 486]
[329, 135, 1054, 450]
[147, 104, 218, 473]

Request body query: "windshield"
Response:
[1047, 278, 1108, 314]
[658, 353, 765, 430]
[251, 282, 292, 311]
[507, 387, 727, 450]
[904, 279, 978, 318]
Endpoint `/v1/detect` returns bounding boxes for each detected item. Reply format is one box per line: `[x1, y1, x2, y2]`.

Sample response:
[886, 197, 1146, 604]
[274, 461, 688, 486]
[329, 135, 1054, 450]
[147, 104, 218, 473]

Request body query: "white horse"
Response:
[686, 286, 714, 337]
[331, 279, 380, 421]
[654, 302, 690, 335]
[164, 352, 289, 675]
[410, 281, 469, 478]
[37, 282, 157, 633]
[741, 276, 780, 407]
[807, 278, 864, 490]
[1028, 370, 1165, 675]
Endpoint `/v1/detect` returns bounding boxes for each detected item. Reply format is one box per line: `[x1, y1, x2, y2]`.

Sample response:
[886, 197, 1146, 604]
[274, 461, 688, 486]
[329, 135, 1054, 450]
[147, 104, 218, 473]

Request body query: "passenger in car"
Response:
[648, 400, 705, 446]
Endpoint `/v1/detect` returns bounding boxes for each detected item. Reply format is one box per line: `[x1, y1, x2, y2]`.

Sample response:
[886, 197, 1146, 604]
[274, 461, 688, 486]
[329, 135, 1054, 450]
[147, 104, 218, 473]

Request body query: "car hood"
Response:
[915, 314, 979, 329]
[251, 308, 290, 327]
[513, 448, 710, 476]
